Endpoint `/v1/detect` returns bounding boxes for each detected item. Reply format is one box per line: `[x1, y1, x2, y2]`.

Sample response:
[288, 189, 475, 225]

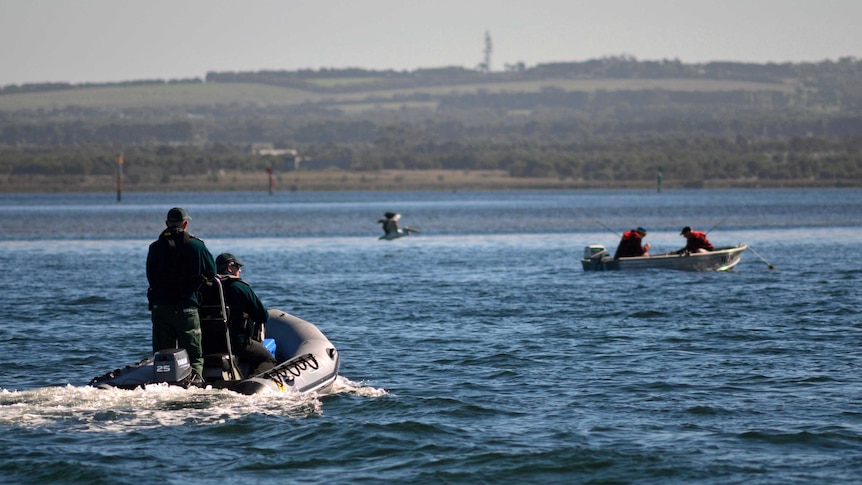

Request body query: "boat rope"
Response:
[261, 354, 320, 384]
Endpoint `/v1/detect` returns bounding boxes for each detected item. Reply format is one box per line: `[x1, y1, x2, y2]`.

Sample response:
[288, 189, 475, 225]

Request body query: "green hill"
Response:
[1, 57, 861, 191]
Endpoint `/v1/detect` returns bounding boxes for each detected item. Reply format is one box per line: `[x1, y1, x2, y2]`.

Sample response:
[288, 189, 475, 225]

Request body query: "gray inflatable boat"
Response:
[89, 307, 340, 396]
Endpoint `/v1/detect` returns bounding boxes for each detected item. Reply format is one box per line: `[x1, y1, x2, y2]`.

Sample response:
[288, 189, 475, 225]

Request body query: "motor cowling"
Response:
[583, 245, 607, 259]
[154, 348, 192, 383]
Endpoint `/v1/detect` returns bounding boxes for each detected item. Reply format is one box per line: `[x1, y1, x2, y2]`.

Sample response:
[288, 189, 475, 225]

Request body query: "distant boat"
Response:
[581, 244, 748, 272]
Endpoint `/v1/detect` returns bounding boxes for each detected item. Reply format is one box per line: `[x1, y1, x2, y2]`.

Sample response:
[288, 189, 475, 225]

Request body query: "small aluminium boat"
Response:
[581, 244, 748, 272]
[89, 280, 340, 395]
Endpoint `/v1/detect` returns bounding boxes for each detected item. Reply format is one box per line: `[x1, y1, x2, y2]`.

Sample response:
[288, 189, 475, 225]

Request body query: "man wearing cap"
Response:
[676, 226, 714, 254]
[146, 207, 216, 380]
[614, 226, 651, 259]
[216, 253, 277, 376]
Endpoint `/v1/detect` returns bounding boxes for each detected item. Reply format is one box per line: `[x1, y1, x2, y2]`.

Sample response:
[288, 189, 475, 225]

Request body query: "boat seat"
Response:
[198, 278, 243, 381]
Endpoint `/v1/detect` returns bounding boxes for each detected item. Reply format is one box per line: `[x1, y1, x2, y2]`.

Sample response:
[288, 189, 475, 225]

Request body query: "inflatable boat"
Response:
[89, 280, 340, 395]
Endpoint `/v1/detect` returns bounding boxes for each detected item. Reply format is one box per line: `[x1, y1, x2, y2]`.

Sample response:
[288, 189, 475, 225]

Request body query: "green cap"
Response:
[166, 207, 191, 223]
[216, 253, 244, 272]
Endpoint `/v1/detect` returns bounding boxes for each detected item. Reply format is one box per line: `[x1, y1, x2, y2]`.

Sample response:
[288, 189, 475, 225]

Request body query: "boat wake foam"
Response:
[0, 377, 385, 432]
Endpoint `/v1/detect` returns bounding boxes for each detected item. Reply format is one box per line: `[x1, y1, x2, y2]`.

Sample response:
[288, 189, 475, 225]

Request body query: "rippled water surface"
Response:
[1, 189, 861, 483]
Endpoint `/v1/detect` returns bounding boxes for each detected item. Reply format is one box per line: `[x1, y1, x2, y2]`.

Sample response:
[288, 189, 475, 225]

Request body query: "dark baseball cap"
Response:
[216, 253, 244, 272]
[680, 226, 692, 235]
[166, 207, 191, 223]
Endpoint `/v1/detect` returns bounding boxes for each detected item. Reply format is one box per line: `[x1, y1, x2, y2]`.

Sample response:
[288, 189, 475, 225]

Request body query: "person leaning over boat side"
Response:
[613, 226, 651, 259]
[146, 207, 216, 381]
[676, 226, 714, 254]
[216, 253, 277, 376]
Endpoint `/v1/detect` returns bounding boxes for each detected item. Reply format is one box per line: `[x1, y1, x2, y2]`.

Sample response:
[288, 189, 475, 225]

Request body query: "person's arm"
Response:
[201, 246, 216, 279]
[145, 246, 154, 284]
[236, 282, 268, 324]
[247, 289, 268, 324]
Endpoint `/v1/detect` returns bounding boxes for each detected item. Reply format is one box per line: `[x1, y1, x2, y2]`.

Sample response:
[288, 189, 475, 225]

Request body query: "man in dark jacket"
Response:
[216, 253, 277, 376]
[677, 226, 714, 254]
[614, 226, 651, 259]
[146, 207, 216, 378]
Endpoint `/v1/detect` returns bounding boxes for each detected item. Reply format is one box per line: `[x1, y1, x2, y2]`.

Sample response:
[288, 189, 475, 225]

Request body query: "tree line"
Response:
[1, 57, 861, 187]
[4, 56, 861, 98]
[3, 131, 859, 186]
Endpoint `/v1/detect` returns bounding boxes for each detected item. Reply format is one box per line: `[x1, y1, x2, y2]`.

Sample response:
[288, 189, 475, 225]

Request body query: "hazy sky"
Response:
[1, 0, 860, 86]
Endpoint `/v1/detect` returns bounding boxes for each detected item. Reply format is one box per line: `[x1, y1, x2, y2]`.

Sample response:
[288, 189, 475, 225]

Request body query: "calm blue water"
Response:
[1, 189, 861, 484]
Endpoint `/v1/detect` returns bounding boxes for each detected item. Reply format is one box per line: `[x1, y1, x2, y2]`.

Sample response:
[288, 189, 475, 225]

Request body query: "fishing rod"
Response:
[705, 214, 733, 234]
[748, 246, 776, 270]
[592, 219, 620, 237]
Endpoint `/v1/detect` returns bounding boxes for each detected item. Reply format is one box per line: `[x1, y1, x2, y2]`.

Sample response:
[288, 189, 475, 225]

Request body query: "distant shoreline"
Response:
[0, 169, 855, 193]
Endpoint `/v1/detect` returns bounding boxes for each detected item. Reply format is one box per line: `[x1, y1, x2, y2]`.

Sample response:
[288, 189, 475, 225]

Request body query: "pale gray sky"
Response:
[1, 0, 859, 86]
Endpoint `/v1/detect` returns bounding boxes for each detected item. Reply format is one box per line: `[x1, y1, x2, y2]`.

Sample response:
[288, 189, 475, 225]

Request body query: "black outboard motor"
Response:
[154, 348, 192, 383]
[89, 348, 194, 389]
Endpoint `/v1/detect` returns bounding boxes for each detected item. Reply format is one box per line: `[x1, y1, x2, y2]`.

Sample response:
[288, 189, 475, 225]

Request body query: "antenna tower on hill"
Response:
[478, 31, 493, 73]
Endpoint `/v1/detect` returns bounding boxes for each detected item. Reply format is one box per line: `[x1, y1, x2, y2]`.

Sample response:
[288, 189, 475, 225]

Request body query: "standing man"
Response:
[216, 253, 277, 376]
[147, 207, 216, 380]
[677, 226, 714, 254]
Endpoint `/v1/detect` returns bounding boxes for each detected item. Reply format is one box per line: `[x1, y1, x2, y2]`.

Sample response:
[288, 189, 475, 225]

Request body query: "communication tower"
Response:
[479, 31, 493, 73]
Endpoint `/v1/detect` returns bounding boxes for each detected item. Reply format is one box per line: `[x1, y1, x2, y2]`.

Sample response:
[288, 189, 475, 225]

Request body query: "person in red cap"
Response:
[676, 226, 714, 254]
[614, 226, 651, 259]
[146, 207, 216, 381]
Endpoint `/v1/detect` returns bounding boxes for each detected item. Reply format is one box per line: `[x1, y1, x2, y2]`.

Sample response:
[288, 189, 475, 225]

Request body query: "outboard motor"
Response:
[154, 348, 192, 383]
[583, 245, 607, 260]
[582, 245, 609, 271]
